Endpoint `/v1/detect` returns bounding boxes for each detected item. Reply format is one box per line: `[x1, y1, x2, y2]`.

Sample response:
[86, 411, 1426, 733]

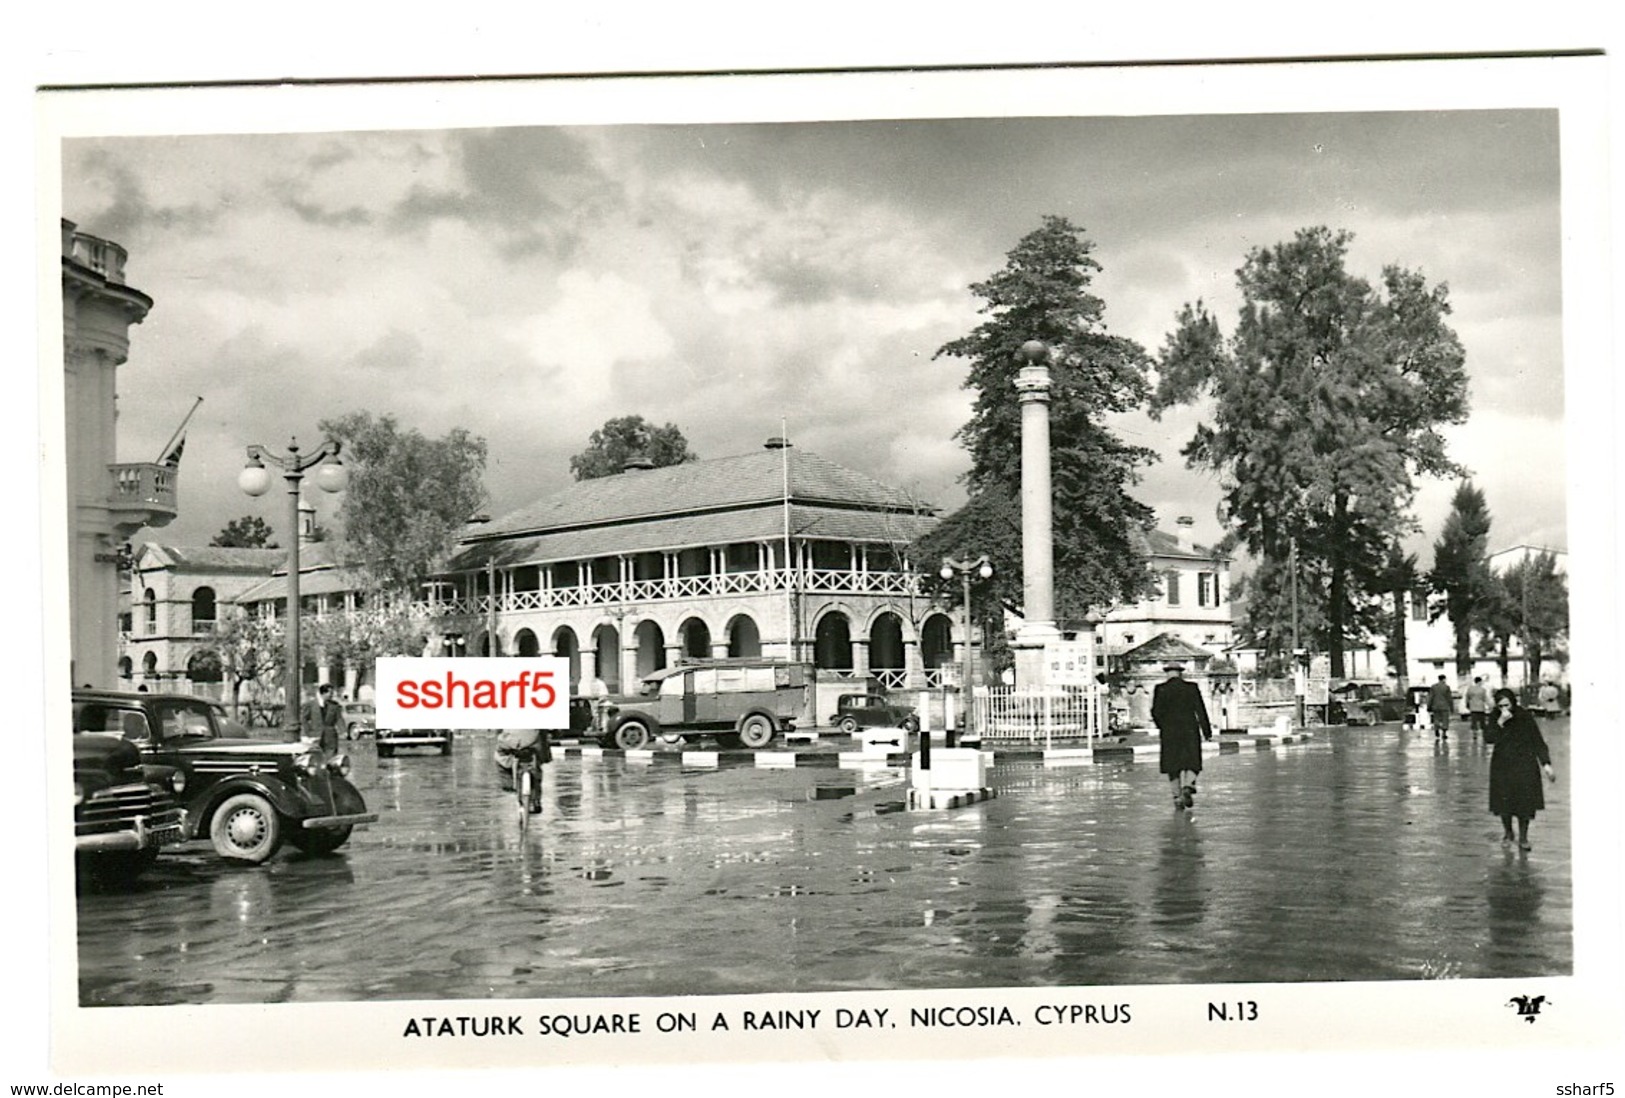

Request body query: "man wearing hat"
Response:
[1152, 661, 1213, 810]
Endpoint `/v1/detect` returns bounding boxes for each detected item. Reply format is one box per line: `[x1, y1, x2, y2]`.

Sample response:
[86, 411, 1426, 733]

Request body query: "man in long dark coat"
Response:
[1153, 662, 1212, 810]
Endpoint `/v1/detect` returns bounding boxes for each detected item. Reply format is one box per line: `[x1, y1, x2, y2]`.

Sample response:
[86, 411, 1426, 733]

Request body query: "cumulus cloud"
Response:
[59, 109, 1568, 561]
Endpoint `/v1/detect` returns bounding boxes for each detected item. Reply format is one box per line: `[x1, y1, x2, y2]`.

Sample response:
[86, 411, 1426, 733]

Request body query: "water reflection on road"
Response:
[76, 726, 1571, 1005]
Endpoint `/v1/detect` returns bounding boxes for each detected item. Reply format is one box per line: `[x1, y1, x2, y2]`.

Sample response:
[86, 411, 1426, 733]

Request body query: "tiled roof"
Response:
[1138, 527, 1225, 561]
[237, 563, 368, 603]
[447, 503, 937, 572]
[1121, 632, 1216, 664]
[141, 545, 285, 573]
[475, 448, 934, 539]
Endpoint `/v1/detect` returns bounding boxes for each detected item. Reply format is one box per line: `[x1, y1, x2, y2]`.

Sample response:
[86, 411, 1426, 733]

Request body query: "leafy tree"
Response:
[210, 609, 284, 722]
[570, 415, 697, 480]
[210, 514, 278, 549]
[913, 214, 1158, 630]
[1153, 226, 1469, 676]
[318, 412, 489, 596]
[1476, 571, 1523, 685]
[1492, 551, 1569, 683]
[1429, 482, 1496, 676]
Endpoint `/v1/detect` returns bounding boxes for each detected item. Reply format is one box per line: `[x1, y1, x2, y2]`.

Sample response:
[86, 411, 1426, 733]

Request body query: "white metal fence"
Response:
[971, 686, 1103, 749]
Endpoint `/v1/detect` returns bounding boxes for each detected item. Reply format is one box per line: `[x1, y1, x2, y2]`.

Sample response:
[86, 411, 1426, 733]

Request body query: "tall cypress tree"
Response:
[1429, 481, 1496, 677]
[913, 215, 1158, 624]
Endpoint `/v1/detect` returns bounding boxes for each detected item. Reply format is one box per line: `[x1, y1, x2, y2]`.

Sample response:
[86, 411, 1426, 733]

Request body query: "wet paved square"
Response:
[76, 723, 1571, 1005]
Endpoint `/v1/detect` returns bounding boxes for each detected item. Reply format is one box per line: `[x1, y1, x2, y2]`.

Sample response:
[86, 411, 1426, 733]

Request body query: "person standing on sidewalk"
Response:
[1153, 661, 1212, 810]
[1464, 677, 1491, 737]
[1485, 687, 1556, 851]
[302, 682, 343, 754]
[1427, 675, 1454, 740]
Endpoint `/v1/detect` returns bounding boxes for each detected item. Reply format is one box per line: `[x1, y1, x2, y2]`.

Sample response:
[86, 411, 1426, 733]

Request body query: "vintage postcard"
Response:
[32, 56, 1621, 1092]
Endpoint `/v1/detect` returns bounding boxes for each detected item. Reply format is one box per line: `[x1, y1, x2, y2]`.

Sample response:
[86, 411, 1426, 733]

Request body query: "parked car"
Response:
[594, 659, 812, 749]
[342, 701, 377, 739]
[73, 730, 188, 880]
[833, 692, 920, 735]
[1332, 681, 1429, 726]
[72, 689, 376, 864]
[376, 726, 453, 757]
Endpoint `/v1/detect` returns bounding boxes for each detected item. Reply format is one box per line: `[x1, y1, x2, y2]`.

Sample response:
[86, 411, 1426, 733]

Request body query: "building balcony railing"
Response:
[430, 567, 925, 617]
[69, 231, 129, 284]
[107, 463, 178, 525]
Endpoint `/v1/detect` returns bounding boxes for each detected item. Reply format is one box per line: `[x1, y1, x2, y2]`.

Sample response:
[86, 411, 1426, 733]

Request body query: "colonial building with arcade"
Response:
[433, 439, 959, 702]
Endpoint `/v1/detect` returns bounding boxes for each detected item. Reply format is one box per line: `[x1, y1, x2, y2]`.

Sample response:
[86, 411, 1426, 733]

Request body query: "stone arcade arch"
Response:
[679, 617, 711, 660]
[550, 626, 580, 690]
[813, 611, 853, 673]
[591, 624, 622, 693]
[869, 611, 905, 686]
[726, 614, 762, 658]
[515, 628, 541, 657]
[920, 613, 954, 680]
[633, 619, 666, 679]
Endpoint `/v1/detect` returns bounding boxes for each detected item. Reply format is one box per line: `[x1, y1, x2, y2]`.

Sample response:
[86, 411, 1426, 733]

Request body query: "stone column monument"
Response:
[1011, 340, 1062, 688]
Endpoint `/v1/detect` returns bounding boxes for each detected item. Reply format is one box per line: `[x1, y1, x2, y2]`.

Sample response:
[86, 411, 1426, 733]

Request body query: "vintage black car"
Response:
[375, 725, 453, 757]
[73, 731, 187, 880]
[833, 692, 920, 735]
[72, 689, 377, 864]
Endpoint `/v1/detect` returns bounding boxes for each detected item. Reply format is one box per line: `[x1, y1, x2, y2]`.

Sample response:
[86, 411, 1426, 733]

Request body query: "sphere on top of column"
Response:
[1015, 339, 1052, 401]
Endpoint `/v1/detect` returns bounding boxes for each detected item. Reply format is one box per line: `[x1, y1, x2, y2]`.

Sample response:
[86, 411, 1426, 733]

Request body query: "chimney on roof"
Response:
[1175, 515, 1195, 553]
[764, 436, 791, 450]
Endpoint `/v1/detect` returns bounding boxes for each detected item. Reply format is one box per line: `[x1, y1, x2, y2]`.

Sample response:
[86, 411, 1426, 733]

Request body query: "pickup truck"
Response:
[73, 689, 377, 864]
[594, 659, 812, 749]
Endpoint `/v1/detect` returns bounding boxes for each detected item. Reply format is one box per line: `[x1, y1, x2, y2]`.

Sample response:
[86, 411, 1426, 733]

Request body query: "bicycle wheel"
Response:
[517, 766, 533, 831]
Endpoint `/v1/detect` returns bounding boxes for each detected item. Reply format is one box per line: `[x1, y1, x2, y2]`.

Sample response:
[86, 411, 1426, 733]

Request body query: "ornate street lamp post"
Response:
[239, 437, 347, 741]
[940, 555, 993, 749]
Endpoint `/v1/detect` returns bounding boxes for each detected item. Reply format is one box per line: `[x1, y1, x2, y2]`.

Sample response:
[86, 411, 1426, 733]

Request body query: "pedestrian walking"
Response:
[1427, 674, 1454, 740]
[1538, 680, 1562, 718]
[1152, 661, 1212, 810]
[1485, 687, 1556, 851]
[301, 682, 343, 753]
[1465, 676, 1491, 736]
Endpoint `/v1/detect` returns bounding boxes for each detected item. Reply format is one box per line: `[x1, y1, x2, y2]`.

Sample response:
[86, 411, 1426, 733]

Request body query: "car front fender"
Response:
[190, 776, 306, 838]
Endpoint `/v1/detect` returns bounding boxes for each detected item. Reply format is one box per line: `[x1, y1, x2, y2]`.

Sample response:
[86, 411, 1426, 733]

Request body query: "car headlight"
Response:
[169, 770, 187, 794]
[73, 782, 85, 806]
[294, 751, 321, 776]
[326, 753, 351, 777]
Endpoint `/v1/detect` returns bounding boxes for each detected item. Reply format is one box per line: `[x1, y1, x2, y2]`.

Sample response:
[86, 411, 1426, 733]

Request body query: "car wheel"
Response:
[209, 792, 283, 864]
[288, 825, 353, 856]
[377, 743, 394, 758]
[838, 716, 858, 735]
[738, 714, 775, 749]
[613, 719, 651, 750]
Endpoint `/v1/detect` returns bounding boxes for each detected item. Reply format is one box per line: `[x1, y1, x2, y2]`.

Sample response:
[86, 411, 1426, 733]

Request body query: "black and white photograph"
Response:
[25, 42, 1622, 1097]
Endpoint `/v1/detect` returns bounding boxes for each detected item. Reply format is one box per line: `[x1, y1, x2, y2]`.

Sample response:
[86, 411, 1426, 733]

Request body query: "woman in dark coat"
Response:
[1485, 687, 1556, 850]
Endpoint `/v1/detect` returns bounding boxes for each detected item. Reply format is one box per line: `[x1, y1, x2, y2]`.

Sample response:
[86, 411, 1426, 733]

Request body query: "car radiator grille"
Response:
[77, 782, 164, 829]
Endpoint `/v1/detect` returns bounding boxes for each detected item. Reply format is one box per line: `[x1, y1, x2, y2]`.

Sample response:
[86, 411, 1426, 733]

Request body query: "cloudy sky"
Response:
[57, 81, 1569, 568]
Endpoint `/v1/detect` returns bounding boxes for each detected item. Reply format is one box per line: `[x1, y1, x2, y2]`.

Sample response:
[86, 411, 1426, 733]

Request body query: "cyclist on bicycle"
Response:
[494, 726, 553, 813]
